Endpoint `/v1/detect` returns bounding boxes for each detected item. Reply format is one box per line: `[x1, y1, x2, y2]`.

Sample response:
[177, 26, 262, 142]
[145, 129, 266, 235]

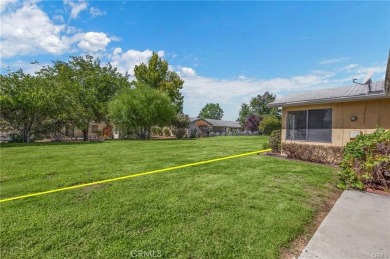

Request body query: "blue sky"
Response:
[1, 1, 389, 120]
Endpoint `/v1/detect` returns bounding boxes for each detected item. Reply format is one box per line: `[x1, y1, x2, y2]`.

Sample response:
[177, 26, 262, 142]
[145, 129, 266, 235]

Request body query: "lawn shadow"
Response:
[0, 141, 107, 149]
[0, 138, 199, 148]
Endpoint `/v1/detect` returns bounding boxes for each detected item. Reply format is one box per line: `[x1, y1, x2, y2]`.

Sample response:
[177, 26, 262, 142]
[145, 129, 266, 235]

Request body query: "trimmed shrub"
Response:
[190, 128, 198, 138]
[282, 143, 343, 165]
[163, 128, 171, 137]
[259, 115, 281, 135]
[259, 115, 282, 135]
[244, 114, 261, 133]
[338, 128, 390, 191]
[171, 114, 190, 139]
[269, 130, 281, 153]
[151, 127, 161, 136]
[262, 143, 270, 149]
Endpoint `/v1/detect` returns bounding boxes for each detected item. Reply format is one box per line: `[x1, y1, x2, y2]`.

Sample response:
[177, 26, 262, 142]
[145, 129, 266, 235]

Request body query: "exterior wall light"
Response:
[350, 115, 358, 122]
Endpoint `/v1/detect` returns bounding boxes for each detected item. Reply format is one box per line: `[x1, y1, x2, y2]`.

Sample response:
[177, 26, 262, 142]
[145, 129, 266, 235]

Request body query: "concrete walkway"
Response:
[299, 190, 390, 259]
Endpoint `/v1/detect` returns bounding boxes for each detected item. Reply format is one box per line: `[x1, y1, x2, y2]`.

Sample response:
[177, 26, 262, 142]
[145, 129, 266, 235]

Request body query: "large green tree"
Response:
[237, 103, 251, 126]
[237, 92, 280, 127]
[133, 53, 184, 113]
[44, 55, 130, 141]
[249, 92, 279, 117]
[108, 85, 176, 140]
[0, 70, 62, 142]
[198, 103, 224, 120]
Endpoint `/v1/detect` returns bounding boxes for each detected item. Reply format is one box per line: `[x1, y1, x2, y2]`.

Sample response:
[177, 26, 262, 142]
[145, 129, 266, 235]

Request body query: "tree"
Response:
[244, 114, 261, 132]
[133, 53, 184, 113]
[198, 103, 224, 120]
[237, 103, 251, 126]
[44, 55, 130, 141]
[249, 92, 279, 117]
[0, 70, 62, 142]
[108, 86, 176, 140]
[259, 115, 281, 135]
[237, 91, 280, 129]
[171, 114, 190, 139]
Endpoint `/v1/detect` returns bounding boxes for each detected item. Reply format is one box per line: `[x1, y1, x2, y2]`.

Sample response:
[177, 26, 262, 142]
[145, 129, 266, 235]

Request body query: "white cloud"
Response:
[339, 63, 359, 72]
[319, 57, 350, 65]
[64, 0, 88, 20]
[89, 7, 105, 17]
[53, 14, 65, 23]
[0, 0, 18, 13]
[110, 48, 165, 75]
[181, 70, 337, 120]
[351, 63, 386, 82]
[110, 36, 121, 42]
[180, 60, 387, 120]
[336, 62, 386, 82]
[178, 66, 197, 77]
[0, 1, 113, 58]
[356, 64, 386, 74]
[0, 2, 69, 57]
[291, 70, 335, 85]
[77, 32, 111, 53]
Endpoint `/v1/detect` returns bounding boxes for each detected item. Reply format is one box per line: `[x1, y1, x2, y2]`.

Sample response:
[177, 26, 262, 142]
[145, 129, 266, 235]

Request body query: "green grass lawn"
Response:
[0, 136, 338, 258]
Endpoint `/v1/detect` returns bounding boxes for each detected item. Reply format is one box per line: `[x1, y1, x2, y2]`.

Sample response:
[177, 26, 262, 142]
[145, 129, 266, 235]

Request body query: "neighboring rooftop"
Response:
[269, 81, 388, 107]
[189, 117, 241, 128]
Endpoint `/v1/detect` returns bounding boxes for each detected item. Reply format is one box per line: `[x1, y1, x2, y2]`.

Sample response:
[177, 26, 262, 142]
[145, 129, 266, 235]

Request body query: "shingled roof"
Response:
[268, 81, 388, 107]
[189, 117, 241, 128]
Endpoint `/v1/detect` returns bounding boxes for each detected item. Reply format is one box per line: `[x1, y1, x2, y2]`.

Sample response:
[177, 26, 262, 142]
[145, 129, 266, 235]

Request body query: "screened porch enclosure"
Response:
[286, 109, 332, 142]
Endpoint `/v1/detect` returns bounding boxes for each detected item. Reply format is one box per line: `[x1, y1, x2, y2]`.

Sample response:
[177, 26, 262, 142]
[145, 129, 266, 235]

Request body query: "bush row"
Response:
[267, 128, 389, 191]
[189, 129, 260, 138]
[282, 143, 343, 165]
[338, 128, 390, 191]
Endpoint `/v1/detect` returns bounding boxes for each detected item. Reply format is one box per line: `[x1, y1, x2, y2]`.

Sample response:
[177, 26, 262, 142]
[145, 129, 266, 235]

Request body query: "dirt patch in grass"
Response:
[280, 189, 342, 259]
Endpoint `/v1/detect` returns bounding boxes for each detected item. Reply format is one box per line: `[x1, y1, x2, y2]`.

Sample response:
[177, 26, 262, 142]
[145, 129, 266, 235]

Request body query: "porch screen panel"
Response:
[286, 111, 307, 140]
[308, 109, 332, 142]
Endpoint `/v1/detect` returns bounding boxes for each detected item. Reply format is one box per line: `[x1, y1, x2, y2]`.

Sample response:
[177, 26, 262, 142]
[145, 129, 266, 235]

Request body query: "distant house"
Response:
[189, 117, 242, 136]
[64, 122, 119, 139]
[64, 117, 242, 139]
[268, 80, 390, 147]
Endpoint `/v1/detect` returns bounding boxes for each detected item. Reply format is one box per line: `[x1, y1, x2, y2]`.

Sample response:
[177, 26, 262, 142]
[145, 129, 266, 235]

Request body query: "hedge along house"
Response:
[268, 78, 390, 147]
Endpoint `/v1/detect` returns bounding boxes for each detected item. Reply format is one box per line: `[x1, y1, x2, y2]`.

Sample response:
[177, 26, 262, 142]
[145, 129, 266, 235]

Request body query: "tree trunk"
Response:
[82, 128, 89, 141]
[22, 127, 31, 143]
[147, 127, 151, 139]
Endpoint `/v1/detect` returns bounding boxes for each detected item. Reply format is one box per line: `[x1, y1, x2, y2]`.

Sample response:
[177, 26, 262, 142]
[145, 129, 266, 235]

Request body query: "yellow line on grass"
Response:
[0, 149, 271, 203]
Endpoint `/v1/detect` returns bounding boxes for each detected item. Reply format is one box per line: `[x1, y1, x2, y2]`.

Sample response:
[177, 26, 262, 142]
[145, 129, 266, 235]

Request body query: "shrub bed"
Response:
[282, 143, 343, 165]
[259, 115, 281, 135]
[338, 128, 390, 191]
[269, 130, 281, 153]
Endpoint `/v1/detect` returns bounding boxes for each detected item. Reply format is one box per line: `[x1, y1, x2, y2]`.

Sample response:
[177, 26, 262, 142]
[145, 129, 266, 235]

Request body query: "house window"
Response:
[91, 125, 98, 133]
[287, 109, 332, 142]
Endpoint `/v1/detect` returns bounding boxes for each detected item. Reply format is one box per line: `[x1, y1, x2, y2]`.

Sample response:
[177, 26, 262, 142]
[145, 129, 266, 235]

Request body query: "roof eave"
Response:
[268, 93, 389, 108]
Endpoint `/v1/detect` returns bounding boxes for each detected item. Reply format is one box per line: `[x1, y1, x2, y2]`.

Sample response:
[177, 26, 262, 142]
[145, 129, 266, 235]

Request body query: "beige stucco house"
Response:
[269, 80, 390, 147]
